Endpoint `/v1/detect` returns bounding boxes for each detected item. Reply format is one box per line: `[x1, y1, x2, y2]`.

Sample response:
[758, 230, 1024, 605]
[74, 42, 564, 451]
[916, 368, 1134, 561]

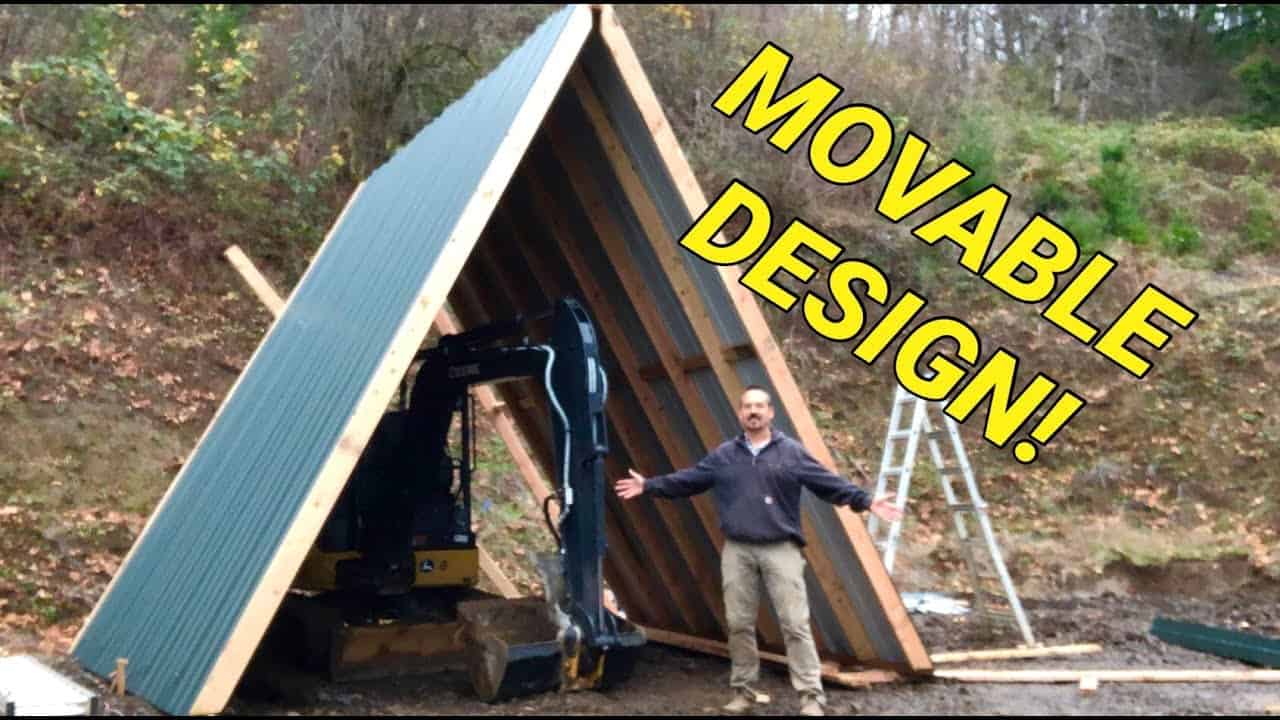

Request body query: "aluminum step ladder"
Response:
[866, 384, 1037, 646]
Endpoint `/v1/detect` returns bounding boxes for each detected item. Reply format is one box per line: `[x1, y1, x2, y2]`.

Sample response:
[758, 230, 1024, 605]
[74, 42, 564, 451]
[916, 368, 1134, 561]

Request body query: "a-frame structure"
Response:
[72, 6, 931, 714]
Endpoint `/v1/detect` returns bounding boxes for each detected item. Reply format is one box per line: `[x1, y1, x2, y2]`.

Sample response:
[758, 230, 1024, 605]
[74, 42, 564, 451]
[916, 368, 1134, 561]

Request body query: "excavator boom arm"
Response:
[416, 298, 643, 701]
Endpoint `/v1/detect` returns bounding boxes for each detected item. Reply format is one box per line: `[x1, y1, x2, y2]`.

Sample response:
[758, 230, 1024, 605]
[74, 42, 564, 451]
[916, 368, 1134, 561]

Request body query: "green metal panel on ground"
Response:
[71, 6, 593, 714]
[1152, 617, 1280, 668]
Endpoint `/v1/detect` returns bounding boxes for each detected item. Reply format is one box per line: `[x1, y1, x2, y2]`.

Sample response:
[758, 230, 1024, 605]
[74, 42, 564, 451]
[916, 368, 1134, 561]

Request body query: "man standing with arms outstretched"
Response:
[614, 385, 903, 717]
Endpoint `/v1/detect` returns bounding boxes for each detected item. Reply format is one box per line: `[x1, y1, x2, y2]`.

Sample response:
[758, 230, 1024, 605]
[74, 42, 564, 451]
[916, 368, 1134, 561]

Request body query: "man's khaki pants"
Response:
[722, 538, 825, 704]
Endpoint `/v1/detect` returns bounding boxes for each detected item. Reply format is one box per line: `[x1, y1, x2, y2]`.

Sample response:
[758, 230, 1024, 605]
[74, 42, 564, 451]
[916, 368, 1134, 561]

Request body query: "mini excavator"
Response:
[271, 297, 644, 702]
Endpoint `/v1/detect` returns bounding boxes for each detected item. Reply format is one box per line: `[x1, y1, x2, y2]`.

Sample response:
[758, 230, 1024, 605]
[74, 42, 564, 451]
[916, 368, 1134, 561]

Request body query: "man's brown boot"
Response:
[800, 692, 825, 716]
[723, 687, 771, 714]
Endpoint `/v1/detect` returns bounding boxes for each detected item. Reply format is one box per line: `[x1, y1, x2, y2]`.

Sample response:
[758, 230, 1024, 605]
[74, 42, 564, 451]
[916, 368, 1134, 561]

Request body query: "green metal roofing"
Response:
[1152, 617, 1280, 668]
[71, 5, 592, 714]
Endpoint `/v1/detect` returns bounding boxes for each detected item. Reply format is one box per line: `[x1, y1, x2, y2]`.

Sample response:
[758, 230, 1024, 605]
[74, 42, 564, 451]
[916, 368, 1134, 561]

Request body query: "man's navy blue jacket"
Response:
[643, 429, 873, 547]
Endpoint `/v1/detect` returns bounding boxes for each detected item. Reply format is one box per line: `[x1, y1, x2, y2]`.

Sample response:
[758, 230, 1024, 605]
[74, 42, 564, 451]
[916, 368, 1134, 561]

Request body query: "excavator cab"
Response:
[286, 297, 645, 702]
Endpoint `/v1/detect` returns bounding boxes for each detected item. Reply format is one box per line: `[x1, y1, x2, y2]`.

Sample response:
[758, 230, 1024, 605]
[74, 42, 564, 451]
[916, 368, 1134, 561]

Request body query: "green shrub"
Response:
[1161, 212, 1203, 256]
[950, 114, 999, 197]
[1056, 206, 1107, 256]
[1031, 178, 1072, 214]
[1212, 242, 1238, 271]
[1234, 176, 1279, 253]
[911, 250, 950, 292]
[1088, 141, 1148, 245]
[1233, 48, 1280, 128]
[1242, 205, 1277, 252]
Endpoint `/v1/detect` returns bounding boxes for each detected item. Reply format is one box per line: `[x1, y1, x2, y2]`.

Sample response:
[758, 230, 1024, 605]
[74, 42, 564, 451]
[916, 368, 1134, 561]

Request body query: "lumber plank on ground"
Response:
[931, 644, 1103, 664]
[935, 669, 1280, 683]
[641, 626, 901, 690]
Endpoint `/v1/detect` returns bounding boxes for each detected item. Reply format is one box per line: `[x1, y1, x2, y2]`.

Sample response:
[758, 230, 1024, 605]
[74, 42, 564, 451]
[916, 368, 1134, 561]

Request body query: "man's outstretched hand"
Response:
[614, 468, 646, 500]
[869, 493, 904, 523]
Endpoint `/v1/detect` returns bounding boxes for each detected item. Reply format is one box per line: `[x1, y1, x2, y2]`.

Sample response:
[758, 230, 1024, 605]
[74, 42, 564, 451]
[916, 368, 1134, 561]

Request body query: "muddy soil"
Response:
[18, 582, 1278, 716]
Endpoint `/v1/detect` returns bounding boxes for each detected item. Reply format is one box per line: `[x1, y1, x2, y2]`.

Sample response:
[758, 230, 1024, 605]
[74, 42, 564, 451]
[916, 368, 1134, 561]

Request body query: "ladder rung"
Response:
[976, 609, 1016, 620]
[889, 429, 947, 442]
[880, 391, 1028, 644]
[973, 583, 1011, 595]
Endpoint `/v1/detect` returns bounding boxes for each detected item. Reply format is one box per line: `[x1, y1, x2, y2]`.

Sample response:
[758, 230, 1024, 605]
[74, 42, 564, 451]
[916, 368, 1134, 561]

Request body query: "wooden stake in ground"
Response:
[109, 658, 127, 696]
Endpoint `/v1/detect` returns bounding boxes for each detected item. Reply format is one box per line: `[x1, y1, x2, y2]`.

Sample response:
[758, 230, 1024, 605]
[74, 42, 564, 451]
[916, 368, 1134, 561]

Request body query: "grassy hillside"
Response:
[760, 109, 1280, 595]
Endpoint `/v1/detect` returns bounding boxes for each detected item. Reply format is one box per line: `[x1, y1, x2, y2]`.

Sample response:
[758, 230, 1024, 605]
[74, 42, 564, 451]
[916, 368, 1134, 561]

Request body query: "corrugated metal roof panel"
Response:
[76, 7, 930, 714]
[72, 6, 593, 714]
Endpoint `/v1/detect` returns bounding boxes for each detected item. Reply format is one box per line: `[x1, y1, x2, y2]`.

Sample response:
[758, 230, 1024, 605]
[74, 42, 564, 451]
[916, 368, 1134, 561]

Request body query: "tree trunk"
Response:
[1053, 52, 1064, 109]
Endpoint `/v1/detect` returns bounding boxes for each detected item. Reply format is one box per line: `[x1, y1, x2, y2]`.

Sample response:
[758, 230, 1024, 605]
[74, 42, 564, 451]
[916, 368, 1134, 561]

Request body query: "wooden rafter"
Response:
[540, 113, 796, 651]
[219, 244, 521, 601]
[450, 233, 677, 629]
[592, 4, 930, 670]
[489, 198, 723, 636]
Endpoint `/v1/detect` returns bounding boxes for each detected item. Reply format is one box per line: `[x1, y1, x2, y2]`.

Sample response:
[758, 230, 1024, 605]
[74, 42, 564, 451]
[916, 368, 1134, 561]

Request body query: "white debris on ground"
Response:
[0, 654, 99, 715]
[901, 592, 971, 616]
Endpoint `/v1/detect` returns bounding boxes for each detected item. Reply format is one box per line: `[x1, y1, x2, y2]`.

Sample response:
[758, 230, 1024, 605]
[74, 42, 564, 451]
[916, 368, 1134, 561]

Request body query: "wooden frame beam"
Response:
[542, 111, 795, 651]
[432, 308, 552, 507]
[489, 200, 722, 636]
[220, 244, 522, 600]
[637, 344, 757, 382]
[566, 68, 745, 401]
[449, 231, 675, 629]
[592, 5, 930, 671]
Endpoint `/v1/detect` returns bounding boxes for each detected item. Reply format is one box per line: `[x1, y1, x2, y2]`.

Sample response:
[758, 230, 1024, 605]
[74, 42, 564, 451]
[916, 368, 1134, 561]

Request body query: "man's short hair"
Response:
[740, 384, 772, 405]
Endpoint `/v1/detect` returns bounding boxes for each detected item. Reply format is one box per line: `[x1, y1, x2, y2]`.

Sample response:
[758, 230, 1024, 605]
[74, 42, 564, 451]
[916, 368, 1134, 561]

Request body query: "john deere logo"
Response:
[448, 363, 481, 379]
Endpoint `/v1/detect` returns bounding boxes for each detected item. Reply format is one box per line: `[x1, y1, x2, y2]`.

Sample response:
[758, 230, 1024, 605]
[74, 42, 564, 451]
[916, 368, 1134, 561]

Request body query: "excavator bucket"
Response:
[457, 597, 647, 703]
[590, 618, 647, 691]
[457, 598, 563, 703]
[456, 552, 646, 703]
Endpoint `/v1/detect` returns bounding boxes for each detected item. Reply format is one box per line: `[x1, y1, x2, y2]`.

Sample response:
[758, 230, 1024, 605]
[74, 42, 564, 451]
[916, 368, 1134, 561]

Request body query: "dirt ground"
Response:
[17, 580, 1278, 717]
